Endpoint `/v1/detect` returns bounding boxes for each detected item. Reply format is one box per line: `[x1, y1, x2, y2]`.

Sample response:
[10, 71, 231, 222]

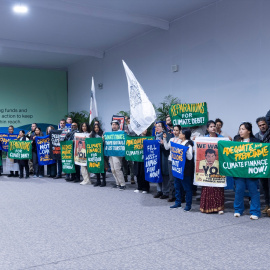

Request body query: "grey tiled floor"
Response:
[0, 171, 269, 270]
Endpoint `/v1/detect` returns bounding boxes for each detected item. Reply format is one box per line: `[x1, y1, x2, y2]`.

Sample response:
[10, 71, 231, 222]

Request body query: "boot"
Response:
[100, 173, 106, 187]
[94, 174, 101, 187]
[262, 205, 269, 214]
[8, 171, 14, 177]
[14, 171, 19, 177]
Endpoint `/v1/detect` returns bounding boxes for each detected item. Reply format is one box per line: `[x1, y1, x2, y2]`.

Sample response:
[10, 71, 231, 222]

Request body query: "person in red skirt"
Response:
[200, 120, 224, 214]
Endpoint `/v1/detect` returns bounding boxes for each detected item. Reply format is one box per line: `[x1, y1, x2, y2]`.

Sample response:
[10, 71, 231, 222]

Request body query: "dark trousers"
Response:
[57, 159, 62, 177]
[136, 162, 149, 192]
[47, 163, 57, 177]
[260, 178, 270, 205]
[33, 152, 44, 176]
[71, 165, 81, 180]
[175, 176, 193, 208]
[168, 161, 176, 198]
[19, 164, 29, 177]
[96, 172, 106, 182]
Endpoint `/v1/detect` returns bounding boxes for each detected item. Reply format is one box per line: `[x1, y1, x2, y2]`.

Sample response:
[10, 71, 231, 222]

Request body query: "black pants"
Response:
[136, 162, 150, 192]
[96, 172, 106, 182]
[260, 178, 270, 205]
[33, 152, 44, 176]
[70, 165, 81, 180]
[19, 164, 29, 177]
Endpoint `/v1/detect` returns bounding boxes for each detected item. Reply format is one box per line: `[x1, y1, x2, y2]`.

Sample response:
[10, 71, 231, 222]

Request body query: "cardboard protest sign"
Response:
[8, 140, 32, 159]
[169, 102, 208, 127]
[74, 133, 88, 166]
[143, 140, 162, 183]
[35, 135, 56, 165]
[104, 131, 125, 157]
[194, 137, 227, 187]
[85, 137, 104, 173]
[60, 140, 76, 173]
[125, 135, 154, 162]
[171, 142, 188, 179]
[218, 141, 270, 178]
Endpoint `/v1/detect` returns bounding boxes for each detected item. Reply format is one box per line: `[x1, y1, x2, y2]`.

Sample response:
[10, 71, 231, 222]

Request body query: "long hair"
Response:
[80, 122, 90, 133]
[238, 122, 255, 139]
[90, 124, 103, 138]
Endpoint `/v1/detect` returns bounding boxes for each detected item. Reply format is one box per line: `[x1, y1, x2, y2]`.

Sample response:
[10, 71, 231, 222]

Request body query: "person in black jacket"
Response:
[18, 130, 30, 179]
[233, 122, 261, 220]
[32, 127, 44, 178]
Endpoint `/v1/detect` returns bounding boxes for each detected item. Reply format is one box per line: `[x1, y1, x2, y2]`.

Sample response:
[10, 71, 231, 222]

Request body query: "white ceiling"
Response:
[0, 0, 219, 69]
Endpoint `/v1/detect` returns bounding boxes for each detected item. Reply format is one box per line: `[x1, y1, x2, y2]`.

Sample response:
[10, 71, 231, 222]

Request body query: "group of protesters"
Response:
[1, 108, 270, 220]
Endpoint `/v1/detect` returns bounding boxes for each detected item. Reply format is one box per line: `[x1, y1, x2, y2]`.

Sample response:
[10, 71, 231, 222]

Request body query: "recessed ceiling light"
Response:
[13, 4, 28, 14]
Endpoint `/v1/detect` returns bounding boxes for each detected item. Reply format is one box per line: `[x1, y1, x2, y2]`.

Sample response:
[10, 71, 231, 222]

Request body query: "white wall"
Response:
[68, 0, 270, 135]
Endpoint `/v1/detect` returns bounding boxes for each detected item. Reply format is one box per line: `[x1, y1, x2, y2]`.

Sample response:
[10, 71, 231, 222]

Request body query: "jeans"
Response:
[234, 178, 261, 217]
[168, 161, 175, 198]
[57, 160, 62, 177]
[175, 176, 192, 208]
[157, 175, 169, 195]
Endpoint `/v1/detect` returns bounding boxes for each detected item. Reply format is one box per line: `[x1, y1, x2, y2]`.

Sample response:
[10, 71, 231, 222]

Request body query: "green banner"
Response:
[169, 102, 208, 127]
[218, 141, 270, 178]
[85, 138, 104, 173]
[125, 136, 154, 162]
[8, 140, 32, 159]
[60, 141, 76, 173]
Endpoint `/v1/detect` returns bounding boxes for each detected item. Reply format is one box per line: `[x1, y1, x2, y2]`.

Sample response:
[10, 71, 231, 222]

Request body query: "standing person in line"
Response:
[32, 127, 44, 178]
[54, 119, 68, 179]
[133, 129, 150, 194]
[165, 115, 174, 135]
[153, 122, 171, 199]
[26, 123, 37, 175]
[170, 128, 194, 211]
[90, 124, 107, 187]
[163, 125, 182, 202]
[64, 122, 81, 183]
[215, 118, 232, 140]
[18, 130, 30, 179]
[200, 120, 225, 214]
[109, 120, 126, 190]
[78, 122, 91, 185]
[233, 122, 261, 220]
[6, 125, 19, 177]
[255, 116, 270, 215]
[46, 126, 57, 178]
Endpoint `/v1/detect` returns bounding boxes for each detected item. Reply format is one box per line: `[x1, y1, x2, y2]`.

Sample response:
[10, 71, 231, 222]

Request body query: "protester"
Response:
[90, 124, 107, 187]
[78, 122, 91, 185]
[165, 115, 174, 135]
[32, 127, 44, 178]
[255, 116, 270, 215]
[6, 125, 19, 177]
[46, 126, 57, 178]
[26, 123, 37, 174]
[133, 129, 150, 194]
[109, 120, 126, 190]
[64, 122, 81, 183]
[200, 120, 224, 214]
[215, 118, 232, 140]
[233, 122, 261, 220]
[153, 122, 171, 199]
[163, 125, 182, 202]
[170, 128, 194, 211]
[18, 130, 30, 179]
[66, 117, 72, 125]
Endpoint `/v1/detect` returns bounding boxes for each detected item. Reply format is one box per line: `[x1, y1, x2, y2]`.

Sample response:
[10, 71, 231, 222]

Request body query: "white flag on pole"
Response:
[122, 60, 156, 135]
[89, 77, 98, 124]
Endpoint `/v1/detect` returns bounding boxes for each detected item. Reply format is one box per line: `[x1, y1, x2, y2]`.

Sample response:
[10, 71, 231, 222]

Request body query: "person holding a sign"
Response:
[233, 122, 261, 220]
[153, 122, 171, 199]
[6, 125, 19, 177]
[46, 126, 57, 178]
[32, 127, 44, 178]
[163, 125, 182, 202]
[171, 128, 194, 211]
[18, 130, 30, 179]
[200, 120, 224, 214]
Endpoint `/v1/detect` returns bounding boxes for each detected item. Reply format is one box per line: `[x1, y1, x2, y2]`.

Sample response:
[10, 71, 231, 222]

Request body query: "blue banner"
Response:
[0, 133, 19, 152]
[104, 131, 125, 157]
[35, 135, 56, 165]
[171, 142, 188, 180]
[143, 140, 163, 183]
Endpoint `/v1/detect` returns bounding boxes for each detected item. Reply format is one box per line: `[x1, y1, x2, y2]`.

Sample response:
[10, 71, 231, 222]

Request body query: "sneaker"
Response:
[134, 189, 140, 193]
[250, 215, 259, 220]
[142, 191, 148, 194]
[153, 192, 163, 198]
[80, 180, 91, 185]
[218, 210, 224, 215]
[170, 204, 182, 209]
[167, 197, 176, 202]
[119, 186, 126, 191]
[267, 208, 270, 217]
[234, 213, 240, 217]
[184, 206, 191, 212]
[39, 175, 43, 178]
[112, 184, 119, 189]
[33, 175, 38, 178]
[262, 205, 269, 214]
[160, 195, 169, 199]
